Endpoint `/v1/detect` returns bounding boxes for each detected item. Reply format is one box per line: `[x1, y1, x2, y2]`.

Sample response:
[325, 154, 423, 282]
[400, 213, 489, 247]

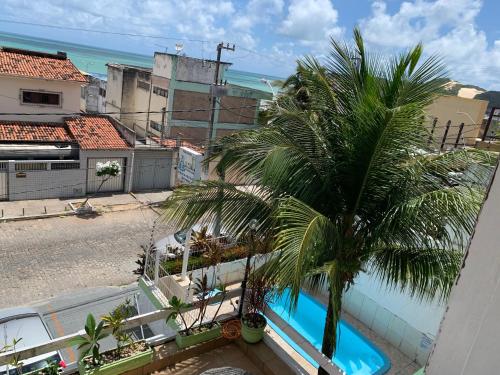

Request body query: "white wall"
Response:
[105, 66, 123, 115]
[342, 273, 445, 365]
[0, 76, 83, 122]
[153, 54, 173, 79]
[426, 162, 500, 374]
[352, 272, 445, 335]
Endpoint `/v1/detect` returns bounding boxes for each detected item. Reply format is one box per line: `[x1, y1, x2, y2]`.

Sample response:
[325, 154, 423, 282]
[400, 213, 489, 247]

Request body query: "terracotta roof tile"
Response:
[0, 48, 87, 82]
[65, 116, 131, 150]
[0, 121, 73, 142]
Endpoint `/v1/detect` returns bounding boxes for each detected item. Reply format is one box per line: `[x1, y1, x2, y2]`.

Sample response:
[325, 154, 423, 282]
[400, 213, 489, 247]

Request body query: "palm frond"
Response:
[368, 245, 462, 302]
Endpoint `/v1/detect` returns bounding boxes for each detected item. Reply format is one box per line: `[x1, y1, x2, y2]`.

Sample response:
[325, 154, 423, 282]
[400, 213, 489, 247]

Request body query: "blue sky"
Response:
[1, 0, 499, 89]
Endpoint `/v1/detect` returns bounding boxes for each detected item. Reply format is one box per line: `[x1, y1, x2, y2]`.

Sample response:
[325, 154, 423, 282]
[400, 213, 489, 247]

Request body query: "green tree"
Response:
[162, 28, 494, 374]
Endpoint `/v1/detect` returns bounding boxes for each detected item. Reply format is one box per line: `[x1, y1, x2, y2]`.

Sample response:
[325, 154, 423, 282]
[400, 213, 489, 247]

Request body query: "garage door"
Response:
[87, 158, 125, 194]
[133, 156, 171, 191]
[0, 162, 7, 201]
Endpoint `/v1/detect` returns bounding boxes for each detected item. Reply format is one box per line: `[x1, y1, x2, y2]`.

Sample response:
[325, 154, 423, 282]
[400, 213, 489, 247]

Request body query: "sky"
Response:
[0, 0, 499, 89]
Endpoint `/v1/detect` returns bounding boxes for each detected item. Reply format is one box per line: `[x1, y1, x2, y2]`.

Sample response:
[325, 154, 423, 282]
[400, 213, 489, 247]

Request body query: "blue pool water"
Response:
[267, 290, 390, 375]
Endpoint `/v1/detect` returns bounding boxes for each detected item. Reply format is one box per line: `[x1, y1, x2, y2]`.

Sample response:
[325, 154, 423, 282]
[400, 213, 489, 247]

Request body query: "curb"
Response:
[0, 210, 76, 222]
[0, 201, 164, 223]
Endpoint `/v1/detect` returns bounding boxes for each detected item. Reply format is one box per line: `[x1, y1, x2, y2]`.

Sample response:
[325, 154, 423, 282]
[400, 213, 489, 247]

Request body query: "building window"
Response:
[21, 90, 61, 106]
[150, 120, 162, 132]
[51, 162, 80, 170]
[99, 87, 106, 97]
[15, 162, 47, 171]
[138, 71, 150, 81]
[137, 80, 150, 91]
[80, 86, 86, 99]
[153, 86, 168, 97]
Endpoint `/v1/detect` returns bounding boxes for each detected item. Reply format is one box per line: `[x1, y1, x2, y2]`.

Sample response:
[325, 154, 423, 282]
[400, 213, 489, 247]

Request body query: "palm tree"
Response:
[162, 28, 494, 374]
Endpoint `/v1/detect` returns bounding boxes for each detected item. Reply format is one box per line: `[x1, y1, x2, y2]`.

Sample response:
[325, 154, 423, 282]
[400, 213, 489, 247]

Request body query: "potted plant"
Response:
[72, 302, 153, 375]
[241, 268, 274, 344]
[167, 272, 227, 349]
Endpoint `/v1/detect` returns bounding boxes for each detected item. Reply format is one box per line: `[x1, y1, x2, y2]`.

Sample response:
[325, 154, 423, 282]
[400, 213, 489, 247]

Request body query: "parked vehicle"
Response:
[0, 308, 62, 375]
[154, 223, 234, 259]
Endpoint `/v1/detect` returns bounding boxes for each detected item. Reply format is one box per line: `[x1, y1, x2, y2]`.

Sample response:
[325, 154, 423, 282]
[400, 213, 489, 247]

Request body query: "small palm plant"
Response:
[166, 296, 190, 333]
[71, 314, 109, 367]
[101, 300, 135, 358]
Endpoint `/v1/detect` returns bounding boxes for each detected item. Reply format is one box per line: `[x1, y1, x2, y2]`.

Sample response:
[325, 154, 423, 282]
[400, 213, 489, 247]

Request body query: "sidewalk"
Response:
[0, 190, 171, 220]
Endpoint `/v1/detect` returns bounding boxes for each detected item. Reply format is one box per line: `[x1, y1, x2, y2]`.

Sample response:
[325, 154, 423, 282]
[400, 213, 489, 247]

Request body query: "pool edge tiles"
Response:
[266, 289, 391, 375]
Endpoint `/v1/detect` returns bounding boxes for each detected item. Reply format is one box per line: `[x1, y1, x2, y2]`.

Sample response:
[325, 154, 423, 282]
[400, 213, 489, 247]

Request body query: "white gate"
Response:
[133, 156, 171, 191]
[0, 161, 7, 201]
[86, 158, 125, 193]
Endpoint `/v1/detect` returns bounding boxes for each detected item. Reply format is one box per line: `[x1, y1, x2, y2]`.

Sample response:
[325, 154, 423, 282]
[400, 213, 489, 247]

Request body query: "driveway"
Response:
[0, 207, 171, 308]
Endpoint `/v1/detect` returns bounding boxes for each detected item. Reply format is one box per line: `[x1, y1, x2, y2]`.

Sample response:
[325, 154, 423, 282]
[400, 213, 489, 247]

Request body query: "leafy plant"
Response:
[242, 264, 274, 328]
[166, 295, 190, 333]
[1, 337, 24, 375]
[71, 314, 109, 366]
[190, 226, 211, 252]
[101, 299, 135, 358]
[167, 271, 227, 336]
[44, 360, 66, 375]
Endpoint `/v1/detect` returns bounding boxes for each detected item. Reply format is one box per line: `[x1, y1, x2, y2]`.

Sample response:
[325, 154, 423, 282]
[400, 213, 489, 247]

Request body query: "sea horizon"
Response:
[0, 30, 282, 93]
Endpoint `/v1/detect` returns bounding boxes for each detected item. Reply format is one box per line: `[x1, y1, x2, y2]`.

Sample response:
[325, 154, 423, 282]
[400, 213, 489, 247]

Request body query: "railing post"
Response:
[428, 117, 438, 146]
[154, 248, 160, 286]
[440, 120, 451, 151]
[454, 122, 465, 148]
[181, 228, 192, 280]
[482, 107, 497, 141]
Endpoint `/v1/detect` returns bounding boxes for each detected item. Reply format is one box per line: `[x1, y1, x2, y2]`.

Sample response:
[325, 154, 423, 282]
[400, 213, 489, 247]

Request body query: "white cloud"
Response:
[360, 0, 500, 89]
[232, 0, 284, 31]
[279, 0, 342, 46]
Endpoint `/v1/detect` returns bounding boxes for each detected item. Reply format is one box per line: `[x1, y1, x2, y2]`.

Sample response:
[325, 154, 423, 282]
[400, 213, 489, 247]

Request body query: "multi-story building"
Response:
[425, 95, 489, 148]
[0, 47, 88, 121]
[106, 53, 272, 144]
[82, 74, 106, 113]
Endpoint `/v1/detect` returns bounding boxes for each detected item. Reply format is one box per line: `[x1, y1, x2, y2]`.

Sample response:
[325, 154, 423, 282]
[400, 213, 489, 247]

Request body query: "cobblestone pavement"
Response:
[0, 207, 171, 308]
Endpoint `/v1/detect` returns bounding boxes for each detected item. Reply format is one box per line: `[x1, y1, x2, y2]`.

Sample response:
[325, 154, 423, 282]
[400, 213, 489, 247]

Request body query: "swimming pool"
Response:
[267, 290, 390, 375]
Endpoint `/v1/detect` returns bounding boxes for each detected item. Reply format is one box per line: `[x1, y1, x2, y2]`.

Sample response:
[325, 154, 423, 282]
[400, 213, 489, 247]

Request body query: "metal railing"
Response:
[0, 287, 343, 375]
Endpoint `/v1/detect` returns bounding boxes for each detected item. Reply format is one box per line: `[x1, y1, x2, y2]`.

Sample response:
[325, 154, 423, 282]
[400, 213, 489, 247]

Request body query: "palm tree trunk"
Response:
[318, 280, 343, 375]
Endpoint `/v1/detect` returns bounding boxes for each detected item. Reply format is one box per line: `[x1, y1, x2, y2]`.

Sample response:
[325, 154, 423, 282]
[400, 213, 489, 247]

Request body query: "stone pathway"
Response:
[0, 207, 172, 308]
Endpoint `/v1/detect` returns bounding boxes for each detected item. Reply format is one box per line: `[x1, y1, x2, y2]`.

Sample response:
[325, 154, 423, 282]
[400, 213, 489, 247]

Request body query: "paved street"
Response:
[0, 207, 171, 308]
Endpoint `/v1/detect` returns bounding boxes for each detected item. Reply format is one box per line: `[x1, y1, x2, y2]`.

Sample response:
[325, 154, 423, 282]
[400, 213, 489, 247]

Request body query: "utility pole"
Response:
[160, 106, 167, 143]
[205, 42, 235, 171]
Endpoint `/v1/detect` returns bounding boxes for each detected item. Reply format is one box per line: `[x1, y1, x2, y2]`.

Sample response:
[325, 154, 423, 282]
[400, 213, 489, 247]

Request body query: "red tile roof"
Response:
[0, 48, 87, 82]
[65, 116, 131, 150]
[0, 121, 73, 142]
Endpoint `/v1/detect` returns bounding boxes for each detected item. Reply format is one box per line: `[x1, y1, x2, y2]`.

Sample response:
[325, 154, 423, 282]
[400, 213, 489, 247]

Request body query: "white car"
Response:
[0, 308, 62, 375]
[154, 223, 233, 259]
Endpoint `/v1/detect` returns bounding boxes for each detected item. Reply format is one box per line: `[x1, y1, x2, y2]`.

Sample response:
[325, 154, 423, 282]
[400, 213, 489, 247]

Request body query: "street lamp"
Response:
[238, 219, 258, 317]
[259, 78, 277, 97]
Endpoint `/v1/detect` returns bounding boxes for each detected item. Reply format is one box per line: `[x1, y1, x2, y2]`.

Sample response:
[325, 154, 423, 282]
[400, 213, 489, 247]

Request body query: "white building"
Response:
[425, 160, 500, 374]
[106, 53, 271, 144]
[0, 47, 88, 122]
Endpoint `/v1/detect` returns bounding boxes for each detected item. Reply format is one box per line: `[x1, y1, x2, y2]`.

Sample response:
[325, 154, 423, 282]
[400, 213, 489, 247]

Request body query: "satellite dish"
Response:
[175, 43, 184, 54]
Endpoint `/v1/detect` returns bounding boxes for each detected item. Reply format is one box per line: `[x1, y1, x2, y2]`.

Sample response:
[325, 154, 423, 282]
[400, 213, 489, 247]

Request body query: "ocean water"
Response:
[0, 31, 281, 93]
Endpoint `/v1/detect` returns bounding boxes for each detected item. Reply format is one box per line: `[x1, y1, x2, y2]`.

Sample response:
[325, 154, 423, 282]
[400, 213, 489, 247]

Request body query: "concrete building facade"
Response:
[425, 161, 500, 374]
[425, 95, 489, 148]
[106, 53, 272, 145]
[83, 74, 106, 113]
[0, 115, 177, 201]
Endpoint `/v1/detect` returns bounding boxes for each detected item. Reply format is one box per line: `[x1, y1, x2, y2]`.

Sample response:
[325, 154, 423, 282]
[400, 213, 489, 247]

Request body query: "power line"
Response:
[0, 104, 259, 117]
[0, 19, 208, 43]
